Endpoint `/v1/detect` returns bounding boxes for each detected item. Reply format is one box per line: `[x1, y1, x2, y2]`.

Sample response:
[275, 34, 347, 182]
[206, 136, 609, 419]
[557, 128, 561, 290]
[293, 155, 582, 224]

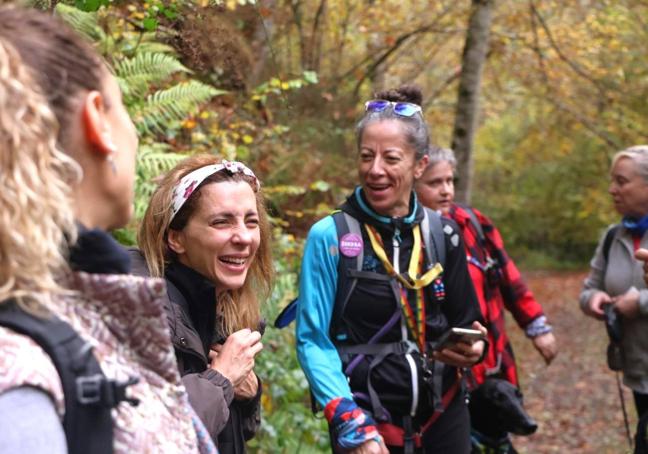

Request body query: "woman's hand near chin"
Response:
[209, 328, 263, 387]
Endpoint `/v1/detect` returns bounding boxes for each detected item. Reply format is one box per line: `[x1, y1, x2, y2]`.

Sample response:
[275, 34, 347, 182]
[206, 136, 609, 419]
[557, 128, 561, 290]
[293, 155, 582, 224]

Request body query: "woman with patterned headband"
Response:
[296, 85, 486, 454]
[133, 154, 273, 453]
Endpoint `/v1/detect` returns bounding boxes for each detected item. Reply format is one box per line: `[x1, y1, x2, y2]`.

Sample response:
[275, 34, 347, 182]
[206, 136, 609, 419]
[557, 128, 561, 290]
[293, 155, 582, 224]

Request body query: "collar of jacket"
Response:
[165, 259, 218, 355]
[341, 186, 423, 234]
[127, 249, 209, 363]
[69, 224, 132, 274]
[165, 260, 216, 309]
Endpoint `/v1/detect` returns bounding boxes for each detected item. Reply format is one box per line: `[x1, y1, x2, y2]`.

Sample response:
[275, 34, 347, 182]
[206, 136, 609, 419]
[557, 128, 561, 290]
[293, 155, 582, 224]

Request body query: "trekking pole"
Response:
[616, 372, 633, 448]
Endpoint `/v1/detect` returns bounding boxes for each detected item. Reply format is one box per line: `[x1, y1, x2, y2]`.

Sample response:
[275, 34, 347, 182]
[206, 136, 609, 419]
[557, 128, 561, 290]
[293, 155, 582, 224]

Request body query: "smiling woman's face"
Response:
[357, 119, 427, 217]
[168, 181, 260, 293]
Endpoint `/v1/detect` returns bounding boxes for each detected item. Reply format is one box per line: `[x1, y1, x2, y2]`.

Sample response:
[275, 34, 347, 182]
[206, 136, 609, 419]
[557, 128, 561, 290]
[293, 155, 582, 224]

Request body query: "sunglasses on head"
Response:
[364, 99, 422, 117]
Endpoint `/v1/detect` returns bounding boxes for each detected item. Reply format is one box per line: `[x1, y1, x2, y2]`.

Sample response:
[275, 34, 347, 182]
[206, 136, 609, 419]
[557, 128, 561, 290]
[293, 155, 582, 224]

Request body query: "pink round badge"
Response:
[339, 233, 363, 257]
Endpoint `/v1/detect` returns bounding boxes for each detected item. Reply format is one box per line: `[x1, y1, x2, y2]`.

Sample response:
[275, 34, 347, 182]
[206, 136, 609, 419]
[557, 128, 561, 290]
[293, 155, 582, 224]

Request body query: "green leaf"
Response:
[75, 0, 102, 12]
[143, 17, 159, 31]
[303, 70, 319, 84]
[309, 180, 330, 192]
[162, 7, 178, 19]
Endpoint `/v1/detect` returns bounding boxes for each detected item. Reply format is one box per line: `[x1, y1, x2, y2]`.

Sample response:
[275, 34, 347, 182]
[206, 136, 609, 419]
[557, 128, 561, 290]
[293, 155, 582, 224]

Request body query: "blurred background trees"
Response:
[20, 0, 648, 450]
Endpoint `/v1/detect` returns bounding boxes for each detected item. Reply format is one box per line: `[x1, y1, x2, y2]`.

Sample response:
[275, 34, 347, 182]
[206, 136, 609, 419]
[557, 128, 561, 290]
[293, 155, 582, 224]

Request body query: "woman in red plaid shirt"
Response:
[415, 146, 557, 387]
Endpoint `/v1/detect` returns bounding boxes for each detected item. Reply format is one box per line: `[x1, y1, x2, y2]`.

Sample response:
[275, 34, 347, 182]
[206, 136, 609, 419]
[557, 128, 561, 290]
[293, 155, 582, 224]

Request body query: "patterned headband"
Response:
[170, 160, 260, 222]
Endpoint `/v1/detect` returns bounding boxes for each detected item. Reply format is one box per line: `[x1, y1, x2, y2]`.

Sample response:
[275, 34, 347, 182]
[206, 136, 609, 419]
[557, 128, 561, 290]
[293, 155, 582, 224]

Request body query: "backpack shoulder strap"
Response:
[421, 207, 446, 267]
[273, 211, 364, 331]
[329, 211, 364, 341]
[458, 204, 486, 247]
[603, 224, 620, 263]
[0, 301, 138, 454]
[453, 203, 486, 249]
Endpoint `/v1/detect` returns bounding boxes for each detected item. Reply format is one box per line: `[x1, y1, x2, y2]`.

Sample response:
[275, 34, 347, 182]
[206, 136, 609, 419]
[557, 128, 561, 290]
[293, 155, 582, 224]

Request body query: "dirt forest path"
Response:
[509, 270, 636, 454]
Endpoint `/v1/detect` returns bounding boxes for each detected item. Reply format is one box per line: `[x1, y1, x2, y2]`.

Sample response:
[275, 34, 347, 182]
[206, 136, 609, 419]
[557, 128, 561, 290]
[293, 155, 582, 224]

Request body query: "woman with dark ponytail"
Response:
[296, 85, 486, 453]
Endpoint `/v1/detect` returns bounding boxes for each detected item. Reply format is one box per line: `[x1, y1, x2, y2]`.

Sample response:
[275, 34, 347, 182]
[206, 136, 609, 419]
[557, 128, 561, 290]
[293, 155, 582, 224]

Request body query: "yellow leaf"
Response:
[182, 119, 197, 129]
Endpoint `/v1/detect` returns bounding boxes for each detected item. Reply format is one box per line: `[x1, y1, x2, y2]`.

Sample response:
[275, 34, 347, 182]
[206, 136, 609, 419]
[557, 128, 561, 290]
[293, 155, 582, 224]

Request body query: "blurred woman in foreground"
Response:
[0, 7, 214, 453]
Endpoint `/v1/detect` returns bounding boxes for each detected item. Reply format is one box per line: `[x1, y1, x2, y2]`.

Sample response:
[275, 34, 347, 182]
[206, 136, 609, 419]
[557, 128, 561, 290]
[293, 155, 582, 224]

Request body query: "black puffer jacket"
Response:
[130, 250, 261, 454]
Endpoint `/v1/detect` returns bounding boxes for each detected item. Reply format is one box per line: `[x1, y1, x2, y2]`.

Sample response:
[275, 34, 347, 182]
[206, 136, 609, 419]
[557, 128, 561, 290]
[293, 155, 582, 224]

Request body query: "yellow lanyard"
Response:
[364, 224, 443, 289]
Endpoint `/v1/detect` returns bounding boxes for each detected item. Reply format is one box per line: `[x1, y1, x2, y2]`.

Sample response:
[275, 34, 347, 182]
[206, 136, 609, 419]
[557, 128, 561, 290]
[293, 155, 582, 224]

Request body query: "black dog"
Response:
[468, 378, 538, 454]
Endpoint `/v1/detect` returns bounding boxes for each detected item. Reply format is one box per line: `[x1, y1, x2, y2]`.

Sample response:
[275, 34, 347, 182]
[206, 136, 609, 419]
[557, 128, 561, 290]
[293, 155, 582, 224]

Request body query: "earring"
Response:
[106, 151, 117, 175]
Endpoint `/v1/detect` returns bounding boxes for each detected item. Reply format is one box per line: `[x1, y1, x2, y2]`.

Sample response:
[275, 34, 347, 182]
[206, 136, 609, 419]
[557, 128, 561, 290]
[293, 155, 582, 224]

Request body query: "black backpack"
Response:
[274, 207, 448, 416]
[274, 207, 446, 330]
[328, 208, 446, 341]
[0, 300, 140, 454]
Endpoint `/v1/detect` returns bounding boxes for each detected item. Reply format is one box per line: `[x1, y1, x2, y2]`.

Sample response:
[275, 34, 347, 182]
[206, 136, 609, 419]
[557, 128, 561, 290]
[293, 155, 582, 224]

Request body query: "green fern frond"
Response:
[55, 4, 106, 43]
[119, 36, 177, 57]
[133, 144, 187, 218]
[132, 81, 227, 134]
[134, 41, 177, 55]
[116, 53, 189, 85]
[116, 75, 148, 101]
[137, 143, 186, 177]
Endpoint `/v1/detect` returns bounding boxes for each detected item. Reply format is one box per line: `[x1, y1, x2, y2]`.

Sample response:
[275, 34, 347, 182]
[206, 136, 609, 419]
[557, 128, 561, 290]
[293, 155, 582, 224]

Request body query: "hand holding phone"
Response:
[434, 327, 485, 351]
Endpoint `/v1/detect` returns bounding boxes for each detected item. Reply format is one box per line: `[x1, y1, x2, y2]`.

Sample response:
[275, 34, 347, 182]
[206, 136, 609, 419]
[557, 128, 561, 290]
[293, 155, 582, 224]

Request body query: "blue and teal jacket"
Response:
[296, 187, 482, 423]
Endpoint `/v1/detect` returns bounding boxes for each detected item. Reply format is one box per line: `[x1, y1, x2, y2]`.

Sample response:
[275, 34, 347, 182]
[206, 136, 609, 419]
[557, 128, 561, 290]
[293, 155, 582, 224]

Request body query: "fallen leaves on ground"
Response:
[509, 270, 635, 454]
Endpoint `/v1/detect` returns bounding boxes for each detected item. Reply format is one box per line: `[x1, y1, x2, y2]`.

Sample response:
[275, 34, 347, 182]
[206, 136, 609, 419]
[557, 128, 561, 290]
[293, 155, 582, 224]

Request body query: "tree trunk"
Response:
[451, 0, 493, 204]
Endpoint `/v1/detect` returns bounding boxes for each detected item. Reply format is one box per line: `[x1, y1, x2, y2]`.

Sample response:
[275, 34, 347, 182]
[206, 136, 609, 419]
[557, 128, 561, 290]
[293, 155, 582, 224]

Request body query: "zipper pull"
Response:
[393, 227, 402, 246]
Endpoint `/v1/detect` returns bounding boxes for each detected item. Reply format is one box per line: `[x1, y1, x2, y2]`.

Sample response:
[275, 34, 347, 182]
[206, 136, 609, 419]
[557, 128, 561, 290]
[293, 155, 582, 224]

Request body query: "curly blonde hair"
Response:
[0, 39, 80, 313]
[138, 154, 273, 335]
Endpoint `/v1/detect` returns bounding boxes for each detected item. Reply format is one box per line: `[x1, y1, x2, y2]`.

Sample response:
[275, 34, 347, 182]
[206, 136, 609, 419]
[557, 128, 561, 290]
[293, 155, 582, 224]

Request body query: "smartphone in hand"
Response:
[434, 327, 485, 351]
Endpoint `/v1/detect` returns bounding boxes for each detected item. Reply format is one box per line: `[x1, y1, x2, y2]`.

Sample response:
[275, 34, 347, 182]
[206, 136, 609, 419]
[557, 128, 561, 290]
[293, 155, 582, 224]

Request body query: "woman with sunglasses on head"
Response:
[0, 7, 214, 453]
[132, 155, 272, 453]
[296, 85, 486, 454]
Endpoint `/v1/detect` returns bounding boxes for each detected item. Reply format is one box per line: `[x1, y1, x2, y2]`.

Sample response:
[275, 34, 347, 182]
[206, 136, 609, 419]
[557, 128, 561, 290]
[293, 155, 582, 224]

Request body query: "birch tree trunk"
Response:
[451, 0, 493, 203]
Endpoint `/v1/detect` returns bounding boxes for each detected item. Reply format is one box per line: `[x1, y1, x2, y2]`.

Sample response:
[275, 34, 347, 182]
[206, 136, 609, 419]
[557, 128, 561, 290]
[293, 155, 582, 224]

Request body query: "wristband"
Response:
[525, 315, 553, 338]
[324, 397, 379, 449]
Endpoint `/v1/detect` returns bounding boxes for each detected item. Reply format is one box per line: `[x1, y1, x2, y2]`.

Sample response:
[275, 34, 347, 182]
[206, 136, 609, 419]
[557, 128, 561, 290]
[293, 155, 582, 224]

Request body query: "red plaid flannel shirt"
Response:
[448, 204, 544, 387]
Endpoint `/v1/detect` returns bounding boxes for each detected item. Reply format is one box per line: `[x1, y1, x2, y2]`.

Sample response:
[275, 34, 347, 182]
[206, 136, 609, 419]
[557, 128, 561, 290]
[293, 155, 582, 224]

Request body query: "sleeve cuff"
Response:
[237, 374, 262, 410]
[324, 397, 379, 449]
[524, 315, 553, 338]
[202, 368, 234, 405]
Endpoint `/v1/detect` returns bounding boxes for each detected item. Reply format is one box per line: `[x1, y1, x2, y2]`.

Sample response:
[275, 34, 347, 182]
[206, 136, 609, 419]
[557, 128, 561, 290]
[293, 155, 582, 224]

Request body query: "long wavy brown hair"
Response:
[0, 38, 79, 313]
[138, 154, 273, 335]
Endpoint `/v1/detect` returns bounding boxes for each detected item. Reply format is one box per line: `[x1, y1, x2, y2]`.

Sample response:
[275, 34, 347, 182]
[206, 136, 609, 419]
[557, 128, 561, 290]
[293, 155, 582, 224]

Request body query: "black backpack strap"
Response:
[420, 208, 449, 412]
[0, 302, 139, 454]
[603, 224, 620, 264]
[457, 204, 486, 247]
[329, 211, 364, 341]
[421, 207, 446, 267]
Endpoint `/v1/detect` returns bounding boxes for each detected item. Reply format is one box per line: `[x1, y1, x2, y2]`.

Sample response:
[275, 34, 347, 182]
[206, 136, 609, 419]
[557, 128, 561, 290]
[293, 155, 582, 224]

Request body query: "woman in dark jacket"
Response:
[296, 85, 486, 454]
[133, 154, 273, 453]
